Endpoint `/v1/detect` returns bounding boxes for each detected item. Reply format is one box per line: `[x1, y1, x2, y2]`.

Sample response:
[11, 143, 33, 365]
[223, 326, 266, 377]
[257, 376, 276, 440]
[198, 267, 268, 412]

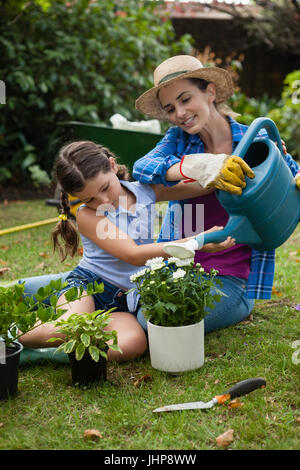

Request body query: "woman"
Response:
[133, 55, 300, 333]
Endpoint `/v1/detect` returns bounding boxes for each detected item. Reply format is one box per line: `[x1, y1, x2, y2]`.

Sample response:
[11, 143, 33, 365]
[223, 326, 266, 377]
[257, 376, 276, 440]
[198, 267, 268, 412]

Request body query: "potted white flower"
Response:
[130, 257, 224, 373]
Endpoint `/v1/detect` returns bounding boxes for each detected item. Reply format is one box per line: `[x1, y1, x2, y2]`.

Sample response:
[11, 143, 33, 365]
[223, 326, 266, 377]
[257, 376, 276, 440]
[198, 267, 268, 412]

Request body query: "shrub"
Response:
[0, 0, 193, 185]
[267, 70, 300, 159]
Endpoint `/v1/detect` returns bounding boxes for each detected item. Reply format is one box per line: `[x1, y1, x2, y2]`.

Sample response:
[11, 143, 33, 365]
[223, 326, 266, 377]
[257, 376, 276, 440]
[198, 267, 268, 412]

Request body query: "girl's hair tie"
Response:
[59, 213, 68, 221]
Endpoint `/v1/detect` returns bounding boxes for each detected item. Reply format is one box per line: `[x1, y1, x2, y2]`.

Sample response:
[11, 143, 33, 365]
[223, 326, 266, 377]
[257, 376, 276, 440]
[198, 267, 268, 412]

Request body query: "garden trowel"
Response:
[152, 378, 266, 413]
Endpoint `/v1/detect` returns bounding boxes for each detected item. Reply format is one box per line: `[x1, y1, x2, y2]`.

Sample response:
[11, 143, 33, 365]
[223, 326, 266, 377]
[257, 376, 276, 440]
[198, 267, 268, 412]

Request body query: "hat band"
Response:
[158, 70, 189, 85]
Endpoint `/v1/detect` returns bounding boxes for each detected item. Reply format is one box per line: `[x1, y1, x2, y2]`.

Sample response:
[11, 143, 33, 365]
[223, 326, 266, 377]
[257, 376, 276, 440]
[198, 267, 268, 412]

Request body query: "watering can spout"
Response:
[163, 217, 262, 259]
[195, 216, 262, 249]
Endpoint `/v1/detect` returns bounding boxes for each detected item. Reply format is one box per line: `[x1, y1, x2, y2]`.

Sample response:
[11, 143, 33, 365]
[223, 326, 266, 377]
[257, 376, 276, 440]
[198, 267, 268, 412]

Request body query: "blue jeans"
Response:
[137, 275, 254, 335]
[19, 267, 130, 313]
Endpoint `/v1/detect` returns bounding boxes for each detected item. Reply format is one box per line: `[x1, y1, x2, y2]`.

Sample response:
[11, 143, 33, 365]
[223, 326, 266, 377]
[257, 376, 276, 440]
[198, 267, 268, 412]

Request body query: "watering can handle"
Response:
[233, 117, 284, 159]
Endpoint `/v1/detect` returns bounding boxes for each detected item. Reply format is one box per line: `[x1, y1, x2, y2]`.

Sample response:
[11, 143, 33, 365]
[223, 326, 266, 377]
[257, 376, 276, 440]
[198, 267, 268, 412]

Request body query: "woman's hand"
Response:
[201, 225, 236, 253]
[213, 156, 255, 195]
[180, 153, 255, 196]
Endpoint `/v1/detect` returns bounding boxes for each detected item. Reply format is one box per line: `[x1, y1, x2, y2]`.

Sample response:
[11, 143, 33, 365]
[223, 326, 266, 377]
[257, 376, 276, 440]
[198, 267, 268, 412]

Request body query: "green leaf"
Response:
[89, 345, 100, 362]
[80, 333, 90, 348]
[75, 343, 85, 361]
[64, 287, 79, 303]
[50, 295, 58, 308]
[99, 349, 108, 359]
[108, 344, 122, 353]
[64, 339, 76, 354]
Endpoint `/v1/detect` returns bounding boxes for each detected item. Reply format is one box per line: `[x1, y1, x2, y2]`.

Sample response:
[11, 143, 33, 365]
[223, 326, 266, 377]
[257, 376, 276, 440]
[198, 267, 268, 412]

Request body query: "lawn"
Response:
[0, 199, 299, 452]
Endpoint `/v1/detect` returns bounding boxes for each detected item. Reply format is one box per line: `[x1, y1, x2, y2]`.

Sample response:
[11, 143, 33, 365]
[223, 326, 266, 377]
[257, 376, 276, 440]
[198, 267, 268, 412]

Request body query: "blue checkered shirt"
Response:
[133, 117, 299, 299]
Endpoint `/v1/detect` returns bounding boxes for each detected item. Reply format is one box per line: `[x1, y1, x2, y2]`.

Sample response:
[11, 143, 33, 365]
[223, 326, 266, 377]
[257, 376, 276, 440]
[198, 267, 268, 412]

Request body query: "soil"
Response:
[0, 183, 55, 202]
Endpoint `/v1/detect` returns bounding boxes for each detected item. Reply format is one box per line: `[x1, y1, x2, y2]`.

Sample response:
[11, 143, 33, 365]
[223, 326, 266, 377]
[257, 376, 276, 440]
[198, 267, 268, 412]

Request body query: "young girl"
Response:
[19, 140, 235, 361]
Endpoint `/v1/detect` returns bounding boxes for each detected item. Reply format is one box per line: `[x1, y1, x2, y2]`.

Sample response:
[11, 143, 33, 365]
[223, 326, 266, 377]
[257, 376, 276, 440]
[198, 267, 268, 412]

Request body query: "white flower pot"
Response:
[147, 320, 204, 373]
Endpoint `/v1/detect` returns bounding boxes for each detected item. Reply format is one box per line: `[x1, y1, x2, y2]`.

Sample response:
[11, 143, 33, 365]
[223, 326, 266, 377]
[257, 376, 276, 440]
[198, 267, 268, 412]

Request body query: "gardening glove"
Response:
[295, 171, 300, 190]
[180, 153, 255, 196]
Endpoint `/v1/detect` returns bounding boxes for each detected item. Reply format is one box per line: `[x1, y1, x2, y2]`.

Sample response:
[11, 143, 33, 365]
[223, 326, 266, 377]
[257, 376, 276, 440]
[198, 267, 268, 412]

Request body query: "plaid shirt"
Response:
[133, 117, 299, 299]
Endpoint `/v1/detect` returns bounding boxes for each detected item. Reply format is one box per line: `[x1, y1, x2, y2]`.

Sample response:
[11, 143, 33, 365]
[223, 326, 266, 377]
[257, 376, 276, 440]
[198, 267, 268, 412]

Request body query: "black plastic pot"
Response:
[68, 350, 107, 387]
[0, 341, 23, 400]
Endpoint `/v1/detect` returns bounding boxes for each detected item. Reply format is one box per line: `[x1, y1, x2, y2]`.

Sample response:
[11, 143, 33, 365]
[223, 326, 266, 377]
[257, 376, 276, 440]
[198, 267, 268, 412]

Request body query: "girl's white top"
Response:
[78, 181, 156, 290]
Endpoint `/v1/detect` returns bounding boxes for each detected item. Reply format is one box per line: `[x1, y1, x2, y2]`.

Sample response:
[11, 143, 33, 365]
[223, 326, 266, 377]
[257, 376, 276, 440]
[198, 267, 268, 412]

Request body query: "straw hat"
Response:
[135, 55, 234, 120]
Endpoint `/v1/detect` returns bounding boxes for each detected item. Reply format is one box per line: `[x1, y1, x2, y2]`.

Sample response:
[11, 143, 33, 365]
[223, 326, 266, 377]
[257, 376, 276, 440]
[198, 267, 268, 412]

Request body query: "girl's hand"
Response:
[201, 226, 236, 253]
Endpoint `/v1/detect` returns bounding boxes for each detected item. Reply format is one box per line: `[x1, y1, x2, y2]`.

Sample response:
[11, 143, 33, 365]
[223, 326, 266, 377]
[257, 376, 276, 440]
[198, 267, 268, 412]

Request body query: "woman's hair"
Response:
[51, 140, 129, 261]
[187, 78, 239, 119]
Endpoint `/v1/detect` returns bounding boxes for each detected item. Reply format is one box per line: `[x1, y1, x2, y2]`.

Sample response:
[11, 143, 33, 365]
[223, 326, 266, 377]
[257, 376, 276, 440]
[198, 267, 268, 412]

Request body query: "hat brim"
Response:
[135, 67, 233, 120]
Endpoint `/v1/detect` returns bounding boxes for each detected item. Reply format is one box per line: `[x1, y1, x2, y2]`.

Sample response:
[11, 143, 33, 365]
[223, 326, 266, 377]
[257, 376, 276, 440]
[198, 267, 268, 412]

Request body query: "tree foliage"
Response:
[210, 0, 300, 55]
[0, 0, 192, 184]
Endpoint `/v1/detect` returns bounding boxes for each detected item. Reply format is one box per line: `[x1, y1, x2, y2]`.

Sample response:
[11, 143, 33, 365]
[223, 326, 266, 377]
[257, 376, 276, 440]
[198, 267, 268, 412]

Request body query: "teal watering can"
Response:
[164, 117, 300, 258]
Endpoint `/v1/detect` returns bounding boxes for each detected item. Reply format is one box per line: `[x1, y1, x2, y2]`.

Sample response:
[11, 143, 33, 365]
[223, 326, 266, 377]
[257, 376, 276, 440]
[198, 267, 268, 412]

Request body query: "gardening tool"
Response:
[163, 117, 300, 258]
[152, 377, 266, 412]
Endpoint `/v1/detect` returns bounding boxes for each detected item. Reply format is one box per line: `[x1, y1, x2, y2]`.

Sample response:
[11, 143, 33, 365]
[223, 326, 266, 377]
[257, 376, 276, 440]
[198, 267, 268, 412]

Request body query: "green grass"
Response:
[0, 199, 299, 450]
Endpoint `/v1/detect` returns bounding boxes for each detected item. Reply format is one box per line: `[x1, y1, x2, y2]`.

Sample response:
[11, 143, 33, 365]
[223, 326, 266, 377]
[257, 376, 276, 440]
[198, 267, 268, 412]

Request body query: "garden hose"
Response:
[0, 217, 59, 237]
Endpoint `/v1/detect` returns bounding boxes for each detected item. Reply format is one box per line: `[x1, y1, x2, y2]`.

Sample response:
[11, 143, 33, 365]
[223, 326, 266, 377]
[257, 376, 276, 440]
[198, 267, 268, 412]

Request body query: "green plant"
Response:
[129, 256, 224, 327]
[0, 279, 103, 346]
[229, 91, 279, 127]
[267, 70, 300, 159]
[49, 310, 122, 362]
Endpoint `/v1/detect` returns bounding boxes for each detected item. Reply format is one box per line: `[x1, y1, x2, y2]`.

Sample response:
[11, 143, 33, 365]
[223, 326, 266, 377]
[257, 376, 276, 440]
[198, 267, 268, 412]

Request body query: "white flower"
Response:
[130, 268, 147, 282]
[172, 269, 186, 280]
[167, 257, 178, 264]
[145, 257, 164, 267]
[145, 257, 165, 271]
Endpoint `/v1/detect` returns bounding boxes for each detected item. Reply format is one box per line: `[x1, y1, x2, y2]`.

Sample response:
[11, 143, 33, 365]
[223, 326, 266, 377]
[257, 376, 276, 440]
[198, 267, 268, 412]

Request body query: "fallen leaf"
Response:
[0, 245, 9, 251]
[77, 248, 83, 256]
[83, 429, 102, 441]
[0, 422, 4, 427]
[215, 429, 234, 448]
[133, 374, 152, 388]
[38, 252, 49, 258]
[0, 259, 7, 265]
[35, 262, 46, 270]
[0, 267, 10, 276]
[272, 287, 282, 297]
[228, 399, 244, 409]
[295, 416, 300, 423]
[289, 251, 298, 257]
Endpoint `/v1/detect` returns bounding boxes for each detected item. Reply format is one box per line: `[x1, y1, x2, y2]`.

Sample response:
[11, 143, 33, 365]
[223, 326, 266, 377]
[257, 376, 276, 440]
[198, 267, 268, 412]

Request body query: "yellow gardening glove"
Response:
[295, 172, 300, 190]
[180, 153, 255, 196]
[213, 156, 255, 195]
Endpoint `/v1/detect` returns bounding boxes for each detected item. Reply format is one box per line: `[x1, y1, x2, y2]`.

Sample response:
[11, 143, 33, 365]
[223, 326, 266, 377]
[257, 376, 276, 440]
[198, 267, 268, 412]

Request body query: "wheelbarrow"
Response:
[46, 121, 164, 216]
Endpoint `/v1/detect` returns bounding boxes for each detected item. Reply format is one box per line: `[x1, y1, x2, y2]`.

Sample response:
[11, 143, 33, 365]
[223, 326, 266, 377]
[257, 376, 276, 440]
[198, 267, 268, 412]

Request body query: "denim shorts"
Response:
[58, 266, 130, 313]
